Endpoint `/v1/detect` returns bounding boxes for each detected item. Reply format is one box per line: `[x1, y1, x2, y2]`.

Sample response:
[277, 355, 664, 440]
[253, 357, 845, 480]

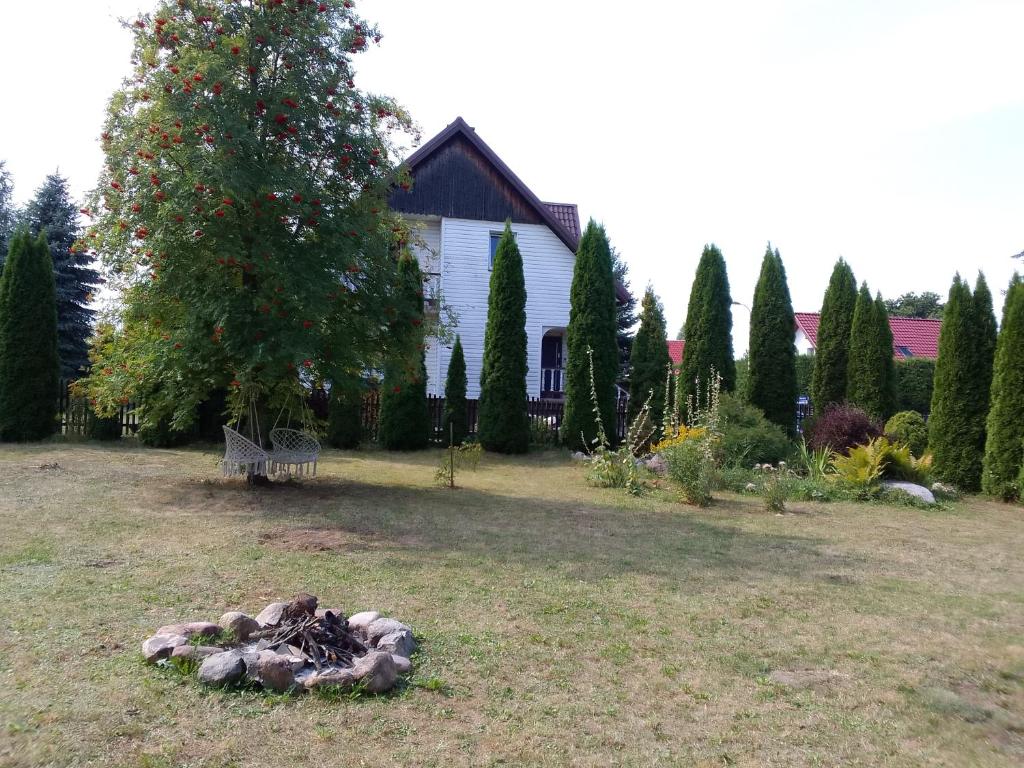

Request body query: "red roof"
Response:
[794, 312, 941, 360]
[667, 340, 685, 366]
[543, 202, 581, 243]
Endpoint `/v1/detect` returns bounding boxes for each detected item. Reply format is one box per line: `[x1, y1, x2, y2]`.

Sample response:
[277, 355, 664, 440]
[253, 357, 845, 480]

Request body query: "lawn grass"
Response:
[0, 441, 1022, 767]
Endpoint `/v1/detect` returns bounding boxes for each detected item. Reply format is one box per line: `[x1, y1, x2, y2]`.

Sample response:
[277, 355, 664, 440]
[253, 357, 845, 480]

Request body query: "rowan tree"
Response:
[75, 0, 419, 438]
[563, 220, 619, 450]
[747, 245, 797, 434]
[811, 258, 857, 410]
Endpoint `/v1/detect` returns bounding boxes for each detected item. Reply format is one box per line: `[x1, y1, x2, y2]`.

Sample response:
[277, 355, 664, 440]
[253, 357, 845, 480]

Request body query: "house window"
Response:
[489, 230, 516, 270]
[897, 345, 913, 358]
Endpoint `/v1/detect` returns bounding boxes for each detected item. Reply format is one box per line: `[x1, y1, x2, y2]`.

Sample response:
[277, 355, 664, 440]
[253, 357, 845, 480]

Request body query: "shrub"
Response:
[86, 411, 122, 441]
[885, 411, 928, 457]
[883, 441, 933, 484]
[717, 392, 792, 467]
[326, 386, 363, 449]
[529, 418, 557, 448]
[805, 403, 882, 455]
[755, 462, 792, 512]
[831, 439, 889, 491]
[795, 437, 831, 479]
[663, 438, 714, 506]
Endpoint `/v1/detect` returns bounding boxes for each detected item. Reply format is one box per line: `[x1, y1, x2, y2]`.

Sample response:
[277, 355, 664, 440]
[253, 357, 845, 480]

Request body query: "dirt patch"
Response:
[258, 528, 370, 553]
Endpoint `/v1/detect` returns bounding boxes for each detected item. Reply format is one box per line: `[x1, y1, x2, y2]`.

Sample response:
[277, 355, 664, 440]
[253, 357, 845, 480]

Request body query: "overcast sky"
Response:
[1, 0, 1021, 351]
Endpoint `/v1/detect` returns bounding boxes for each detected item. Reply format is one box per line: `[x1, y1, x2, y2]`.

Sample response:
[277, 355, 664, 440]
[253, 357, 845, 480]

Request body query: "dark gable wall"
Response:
[389, 135, 544, 225]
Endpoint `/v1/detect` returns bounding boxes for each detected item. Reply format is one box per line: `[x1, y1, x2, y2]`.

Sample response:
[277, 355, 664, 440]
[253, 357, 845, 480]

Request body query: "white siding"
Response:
[421, 217, 575, 398]
[406, 216, 443, 391]
[795, 327, 815, 355]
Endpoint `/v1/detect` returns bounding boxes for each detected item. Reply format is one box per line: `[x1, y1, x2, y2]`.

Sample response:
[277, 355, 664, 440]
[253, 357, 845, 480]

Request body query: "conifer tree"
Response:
[612, 247, 638, 379]
[563, 220, 619, 450]
[747, 245, 797, 434]
[478, 223, 530, 453]
[846, 284, 891, 421]
[0, 161, 15, 273]
[326, 383, 364, 449]
[811, 258, 857, 410]
[971, 273, 997, 456]
[378, 253, 430, 451]
[678, 244, 735, 410]
[929, 275, 983, 489]
[982, 274, 1024, 499]
[627, 287, 671, 436]
[442, 335, 468, 445]
[874, 293, 897, 420]
[0, 230, 60, 441]
[23, 172, 100, 378]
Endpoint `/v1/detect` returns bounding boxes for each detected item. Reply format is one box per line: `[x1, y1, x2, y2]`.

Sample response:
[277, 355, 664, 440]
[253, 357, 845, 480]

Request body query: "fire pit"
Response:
[141, 593, 415, 693]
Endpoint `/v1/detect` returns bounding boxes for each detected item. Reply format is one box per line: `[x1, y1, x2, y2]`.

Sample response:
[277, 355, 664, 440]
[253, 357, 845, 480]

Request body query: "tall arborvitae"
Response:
[378, 253, 430, 451]
[478, 222, 530, 453]
[563, 220, 619, 450]
[747, 245, 797, 434]
[846, 284, 890, 421]
[0, 230, 60, 441]
[678, 244, 735, 410]
[23, 173, 99, 378]
[971, 273, 998, 458]
[326, 384, 364, 449]
[627, 287, 672, 436]
[811, 258, 857, 410]
[442, 335, 469, 445]
[874, 293, 897, 420]
[929, 275, 983, 489]
[982, 274, 1024, 499]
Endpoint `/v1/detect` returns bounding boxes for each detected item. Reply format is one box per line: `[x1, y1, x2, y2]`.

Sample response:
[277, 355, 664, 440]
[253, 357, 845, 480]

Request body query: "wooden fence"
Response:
[58, 380, 138, 437]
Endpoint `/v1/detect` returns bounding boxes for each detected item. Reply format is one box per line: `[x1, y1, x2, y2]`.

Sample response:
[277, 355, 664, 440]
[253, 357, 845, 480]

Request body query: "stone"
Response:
[304, 668, 356, 690]
[391, 655, 412, 674]
[284, 592, 318, 619]
[346, 611, 380, 634]
[198, 650, 246, 687]
[644, 455, 668, 475]
[375, 629, 416, 658]
[882, 481, 936, 505]
[366, 617, 412, 645]
[183, 621, 222, 638]
[571, 451, 589, 462]
[768, 669, 843, 690]
[257, 654, 297, 693]
[254, 602, 288, 628]
[170, 644, 223, 660]
[351, 651, 398, 693]
[141, 634, 188, 663]
[219, 611, 259, 642]
[314, 607, 344, 621]
[744, 483, 757, 493]
[155, 623, 189, 637]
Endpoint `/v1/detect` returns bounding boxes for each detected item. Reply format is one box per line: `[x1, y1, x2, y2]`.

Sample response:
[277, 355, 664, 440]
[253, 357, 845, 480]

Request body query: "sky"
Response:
[1, 0, 1021, 352]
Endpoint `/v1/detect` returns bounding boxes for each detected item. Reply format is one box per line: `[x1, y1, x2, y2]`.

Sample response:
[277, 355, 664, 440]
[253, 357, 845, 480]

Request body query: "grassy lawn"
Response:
[1, 442, 1022, 767]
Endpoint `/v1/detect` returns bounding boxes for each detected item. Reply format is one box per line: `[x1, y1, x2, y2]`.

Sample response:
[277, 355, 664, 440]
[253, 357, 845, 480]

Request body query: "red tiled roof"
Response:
[795, 312, 941, 360]
[543, 202, 580, 243]
[667, 340, 685, 366]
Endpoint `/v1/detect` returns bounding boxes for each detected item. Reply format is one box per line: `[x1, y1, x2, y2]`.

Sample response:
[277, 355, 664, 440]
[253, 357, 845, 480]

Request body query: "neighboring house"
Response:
[389, 117, 586, 400]
[793, 312, 942, 359]
[667, 340, 685, 368]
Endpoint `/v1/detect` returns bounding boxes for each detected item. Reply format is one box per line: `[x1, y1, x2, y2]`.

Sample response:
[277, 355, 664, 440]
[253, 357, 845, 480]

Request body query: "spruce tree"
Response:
[982, 274, 1024, 499]
[747, 245, 797, 434]
[0, 161, 15, 273]
[627, 287, 671, 436]
[846, 284, 891, 421]
[612, 247, 638, 379]
[442, 335, 469, 445]
[811, 258, 857, 410]
[378, 253, 430, 451]
[478, 222, 530, 453]
[678, 244, 735, 411]
[929, 275, 983, 489]
[0, 230, 60, 441]
[563, 220, 619, 450]
[23, 172, 100, 378]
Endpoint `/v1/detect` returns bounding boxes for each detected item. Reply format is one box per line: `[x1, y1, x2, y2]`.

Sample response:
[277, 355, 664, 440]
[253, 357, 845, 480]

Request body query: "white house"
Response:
[389, 117, 588, 400]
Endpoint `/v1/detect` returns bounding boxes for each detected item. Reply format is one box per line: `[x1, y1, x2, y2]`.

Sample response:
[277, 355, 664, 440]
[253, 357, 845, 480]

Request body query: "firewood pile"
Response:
[140, 592, 416, 694]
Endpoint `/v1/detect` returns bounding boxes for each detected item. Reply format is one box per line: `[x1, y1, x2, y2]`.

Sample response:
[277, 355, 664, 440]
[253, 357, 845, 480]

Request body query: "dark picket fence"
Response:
[58, 380, 138, 437]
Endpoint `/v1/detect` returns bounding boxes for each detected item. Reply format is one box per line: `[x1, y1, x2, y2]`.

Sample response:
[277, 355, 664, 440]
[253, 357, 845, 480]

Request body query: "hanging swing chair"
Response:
[267, 392, 321, 476]
[221, 396, 270, 478]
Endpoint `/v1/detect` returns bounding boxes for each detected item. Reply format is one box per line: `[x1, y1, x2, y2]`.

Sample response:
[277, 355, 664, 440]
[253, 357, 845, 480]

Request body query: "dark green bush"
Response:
[717, 392, 792, 467]
[884, 410, 928, 456]
[326, 386, 364, 449]
[86, 411, 122, 441]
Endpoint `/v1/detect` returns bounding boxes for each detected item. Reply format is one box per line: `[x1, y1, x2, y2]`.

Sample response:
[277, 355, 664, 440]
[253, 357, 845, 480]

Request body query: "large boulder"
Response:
[155, 621, 221, 639]
[198, 650, 246, 687]
[882, 481, 936, 505]
[219, 611, 259, 642]
[254, 602, 288, 628]
[170, 645, 223, 661]
[257, 654, 297, 693]
[304, 668, 356, 690]
[351, 651, 398, 693]
[346, 611, 380, 635]
[141, 634, 189, 663]
[366, 617, 412, 646]
[391, 655, 412, 674]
